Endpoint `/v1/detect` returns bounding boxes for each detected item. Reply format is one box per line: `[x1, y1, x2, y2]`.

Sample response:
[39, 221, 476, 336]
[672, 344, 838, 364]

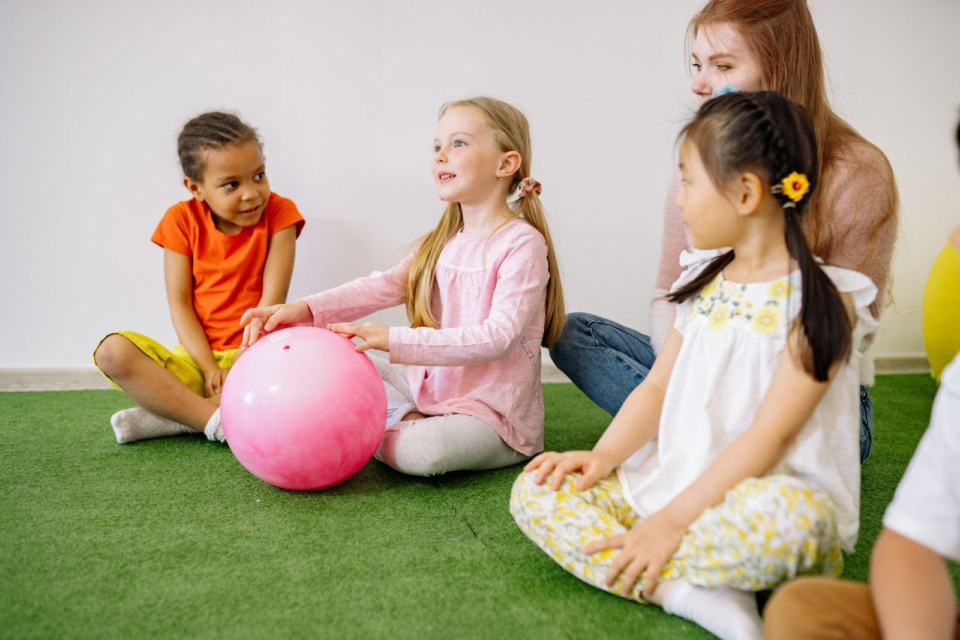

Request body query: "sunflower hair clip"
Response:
[771, 172, 811, 209]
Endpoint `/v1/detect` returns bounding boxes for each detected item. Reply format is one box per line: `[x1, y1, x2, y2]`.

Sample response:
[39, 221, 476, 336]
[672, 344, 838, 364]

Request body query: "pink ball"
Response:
[221, 327, 387, 491]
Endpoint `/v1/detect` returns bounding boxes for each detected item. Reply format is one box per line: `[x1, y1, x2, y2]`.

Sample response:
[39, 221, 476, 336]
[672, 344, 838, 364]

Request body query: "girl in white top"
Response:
[510, 90, 877, 640]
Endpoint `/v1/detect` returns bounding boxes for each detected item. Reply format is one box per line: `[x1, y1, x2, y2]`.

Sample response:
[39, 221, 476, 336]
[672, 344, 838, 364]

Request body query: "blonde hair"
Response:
[405, 96, 566, 348]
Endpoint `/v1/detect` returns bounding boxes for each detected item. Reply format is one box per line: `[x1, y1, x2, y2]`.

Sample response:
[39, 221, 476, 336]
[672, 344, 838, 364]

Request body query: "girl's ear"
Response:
[496, 151, 522, 179]
[734, 171, 765, 216]
[183, 176, 204, 201]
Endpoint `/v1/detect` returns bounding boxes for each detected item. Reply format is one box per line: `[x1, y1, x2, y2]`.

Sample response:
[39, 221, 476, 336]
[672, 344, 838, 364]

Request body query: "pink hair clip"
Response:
[517, 177, 542, 198]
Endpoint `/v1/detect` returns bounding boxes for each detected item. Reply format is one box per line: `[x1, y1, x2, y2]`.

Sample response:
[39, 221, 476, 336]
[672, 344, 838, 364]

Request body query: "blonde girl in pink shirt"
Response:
[240, 97, 565, 477]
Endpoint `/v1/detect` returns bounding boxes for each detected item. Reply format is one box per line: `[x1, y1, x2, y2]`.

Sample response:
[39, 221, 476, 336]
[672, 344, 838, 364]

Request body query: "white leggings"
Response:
[366, 351, 530, 476]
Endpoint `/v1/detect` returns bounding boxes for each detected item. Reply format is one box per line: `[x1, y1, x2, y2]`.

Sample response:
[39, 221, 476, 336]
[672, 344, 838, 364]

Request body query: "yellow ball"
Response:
[923, 243, 960, 384]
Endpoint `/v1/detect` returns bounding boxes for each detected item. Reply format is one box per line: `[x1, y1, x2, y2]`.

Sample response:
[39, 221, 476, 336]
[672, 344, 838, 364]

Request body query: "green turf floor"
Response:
[1, 375, 956, 639]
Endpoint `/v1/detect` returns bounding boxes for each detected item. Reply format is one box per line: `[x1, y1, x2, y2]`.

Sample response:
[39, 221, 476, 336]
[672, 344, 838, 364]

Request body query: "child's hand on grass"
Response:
[524, 451, 616, 492]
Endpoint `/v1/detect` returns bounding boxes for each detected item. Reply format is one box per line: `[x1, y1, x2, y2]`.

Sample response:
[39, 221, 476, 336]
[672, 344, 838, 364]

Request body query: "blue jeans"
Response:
[549, 312, 874, 463]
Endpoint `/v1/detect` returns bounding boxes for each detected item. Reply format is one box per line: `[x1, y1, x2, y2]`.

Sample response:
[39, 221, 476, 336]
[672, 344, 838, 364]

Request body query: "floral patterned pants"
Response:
[510, 471, 843, 601]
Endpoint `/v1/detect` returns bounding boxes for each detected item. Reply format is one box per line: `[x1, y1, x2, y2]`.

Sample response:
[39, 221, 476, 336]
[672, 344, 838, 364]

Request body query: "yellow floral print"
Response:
[752, 304, 784, 336]
[700, 274, 721, 299]
[709, 305, 731, 332]
[767, 279, 792, 301]
[510, 472, 842, 601]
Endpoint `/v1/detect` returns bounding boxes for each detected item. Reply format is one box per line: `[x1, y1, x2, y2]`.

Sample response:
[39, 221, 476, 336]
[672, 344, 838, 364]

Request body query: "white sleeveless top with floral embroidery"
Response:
[618, 251, 878, 552]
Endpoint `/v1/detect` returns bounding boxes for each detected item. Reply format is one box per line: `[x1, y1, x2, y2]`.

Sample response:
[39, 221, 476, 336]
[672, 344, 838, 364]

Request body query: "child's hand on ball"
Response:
[327, 322, 390, 353]
[240, 301, 312, 350]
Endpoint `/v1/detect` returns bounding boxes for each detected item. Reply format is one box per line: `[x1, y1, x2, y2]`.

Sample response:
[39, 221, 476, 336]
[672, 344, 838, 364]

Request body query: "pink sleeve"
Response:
[817, 146, 898, 317]
[299, 251, 414, 326]
[650, 173, 690, 351]
[388, 232, 549, 366]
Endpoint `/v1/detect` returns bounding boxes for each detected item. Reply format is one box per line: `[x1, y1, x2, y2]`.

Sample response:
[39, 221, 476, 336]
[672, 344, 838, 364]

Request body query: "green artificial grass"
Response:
[0, 375, 955, 639]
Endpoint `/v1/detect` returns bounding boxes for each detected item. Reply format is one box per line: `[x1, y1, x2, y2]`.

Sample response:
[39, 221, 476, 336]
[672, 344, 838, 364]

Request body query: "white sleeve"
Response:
[820, 265, 880, 347]
[670, 249, 724, 335]
[882, 357, 960, 561]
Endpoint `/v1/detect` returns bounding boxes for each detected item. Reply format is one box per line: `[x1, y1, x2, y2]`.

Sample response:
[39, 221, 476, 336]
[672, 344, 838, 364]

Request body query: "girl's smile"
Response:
[432, 106, 504, 205]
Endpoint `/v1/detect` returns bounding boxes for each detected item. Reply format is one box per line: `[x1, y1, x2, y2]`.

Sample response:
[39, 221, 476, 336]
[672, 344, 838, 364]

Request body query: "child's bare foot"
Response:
[401, 411, 426, 421]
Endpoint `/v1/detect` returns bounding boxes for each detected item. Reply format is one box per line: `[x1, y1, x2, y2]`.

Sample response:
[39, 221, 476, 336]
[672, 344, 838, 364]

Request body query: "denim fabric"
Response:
[859, 385, 873, 463]
[551, 312, 874, 464]
[549, 312, 657, 416]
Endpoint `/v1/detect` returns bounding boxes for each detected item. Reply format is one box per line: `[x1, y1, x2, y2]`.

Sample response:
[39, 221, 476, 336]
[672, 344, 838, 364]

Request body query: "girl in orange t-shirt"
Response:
[93, 112, 304, 444]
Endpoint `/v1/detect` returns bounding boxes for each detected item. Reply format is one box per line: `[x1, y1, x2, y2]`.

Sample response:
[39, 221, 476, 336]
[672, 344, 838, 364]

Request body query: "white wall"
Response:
[1, 0, 958, 368]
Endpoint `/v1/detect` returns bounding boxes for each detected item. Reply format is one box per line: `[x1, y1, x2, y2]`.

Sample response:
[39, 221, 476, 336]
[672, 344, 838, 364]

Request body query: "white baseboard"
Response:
[0, 356, 931, 392]
[0, 368, 114, 392]
[871, 353, 932, 375]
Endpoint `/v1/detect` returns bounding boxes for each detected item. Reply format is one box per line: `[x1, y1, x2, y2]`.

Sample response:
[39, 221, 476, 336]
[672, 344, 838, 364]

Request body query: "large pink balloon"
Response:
[221, 327, 387, 490]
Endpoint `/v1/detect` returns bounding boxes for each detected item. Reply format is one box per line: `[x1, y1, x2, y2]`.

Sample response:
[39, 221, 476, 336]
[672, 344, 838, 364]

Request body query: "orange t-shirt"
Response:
[151, 192, 305, 351]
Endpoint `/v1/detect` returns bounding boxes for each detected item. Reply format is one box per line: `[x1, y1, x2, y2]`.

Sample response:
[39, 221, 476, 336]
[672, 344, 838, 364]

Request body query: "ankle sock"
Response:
[110, 408, 195, 444]
[661, 579, 763, 640]
[203, 408, 224, 443]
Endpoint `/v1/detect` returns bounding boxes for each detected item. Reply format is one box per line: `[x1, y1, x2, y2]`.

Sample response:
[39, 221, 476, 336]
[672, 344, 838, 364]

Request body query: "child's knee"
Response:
[727, 476, 840, 571]
[94, 334, 139, 377]
[384, 454, 446, 477]
[764, 577, 848, 639]
[511, 470, 540, 503]
[763, 579, 819, 638]
[374, 431, 446, 477]
[510, 470, 559, 521]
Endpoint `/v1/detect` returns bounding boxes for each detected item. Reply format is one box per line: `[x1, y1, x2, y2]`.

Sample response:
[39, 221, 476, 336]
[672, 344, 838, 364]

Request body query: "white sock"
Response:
[203, 408, 224, 443]
[110, 408, 196, 444]
[661, 580, 763, 640]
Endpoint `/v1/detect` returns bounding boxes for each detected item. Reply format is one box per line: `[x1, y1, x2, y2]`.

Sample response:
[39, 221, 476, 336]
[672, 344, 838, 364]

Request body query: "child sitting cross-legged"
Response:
[511, 91, 877, 640]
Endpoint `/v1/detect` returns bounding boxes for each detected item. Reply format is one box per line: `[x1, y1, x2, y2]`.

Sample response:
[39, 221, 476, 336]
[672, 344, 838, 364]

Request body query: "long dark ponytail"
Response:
[669, 91, 851, 382]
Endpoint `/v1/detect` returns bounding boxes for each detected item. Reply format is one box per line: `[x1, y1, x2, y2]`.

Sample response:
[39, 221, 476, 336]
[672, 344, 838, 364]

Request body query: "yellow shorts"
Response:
[93, 331, 239, 397]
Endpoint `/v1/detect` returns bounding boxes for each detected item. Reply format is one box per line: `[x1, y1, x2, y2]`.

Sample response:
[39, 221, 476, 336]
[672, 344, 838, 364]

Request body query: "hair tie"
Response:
[517, 177, 542, 198]
[771, 171, 810, 209]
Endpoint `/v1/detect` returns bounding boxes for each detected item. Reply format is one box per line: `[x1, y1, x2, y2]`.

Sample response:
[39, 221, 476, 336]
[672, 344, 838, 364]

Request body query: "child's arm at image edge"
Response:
[870, 529, 956, 640]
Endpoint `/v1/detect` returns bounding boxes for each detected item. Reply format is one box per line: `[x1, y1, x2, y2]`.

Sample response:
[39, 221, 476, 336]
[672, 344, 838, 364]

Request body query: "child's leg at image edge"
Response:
[366, 351, 529, 476]
[93, 332, 229, 443]
[763, 576, 960, 640]
[511, 472, 842, 640]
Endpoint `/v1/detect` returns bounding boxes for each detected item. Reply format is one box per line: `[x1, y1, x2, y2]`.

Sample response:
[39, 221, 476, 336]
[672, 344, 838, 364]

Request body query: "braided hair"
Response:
[177, 112, 262, 182]
[668, 91, 851, 381]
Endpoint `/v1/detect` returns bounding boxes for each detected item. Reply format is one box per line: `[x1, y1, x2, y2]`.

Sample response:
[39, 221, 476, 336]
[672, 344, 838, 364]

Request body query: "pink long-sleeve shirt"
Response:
[300, 219, 550, 456]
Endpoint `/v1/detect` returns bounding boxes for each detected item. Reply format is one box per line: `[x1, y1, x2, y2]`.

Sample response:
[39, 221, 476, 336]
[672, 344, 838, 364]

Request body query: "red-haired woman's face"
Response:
[691, 23, 763, 104]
